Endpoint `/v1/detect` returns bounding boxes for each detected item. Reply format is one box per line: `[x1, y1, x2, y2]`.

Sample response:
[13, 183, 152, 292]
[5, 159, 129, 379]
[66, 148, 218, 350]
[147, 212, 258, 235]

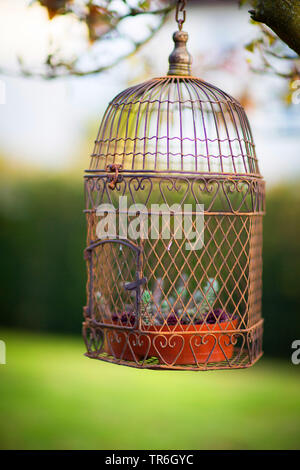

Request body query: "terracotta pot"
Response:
[104, 319, 238, 365]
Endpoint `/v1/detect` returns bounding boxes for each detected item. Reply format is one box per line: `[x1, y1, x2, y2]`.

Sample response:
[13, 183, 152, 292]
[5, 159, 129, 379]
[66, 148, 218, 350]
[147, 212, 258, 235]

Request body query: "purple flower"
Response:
[206, 309, 233, 324]
[112, 311, 136, 326]
[166, 314, 178, 325]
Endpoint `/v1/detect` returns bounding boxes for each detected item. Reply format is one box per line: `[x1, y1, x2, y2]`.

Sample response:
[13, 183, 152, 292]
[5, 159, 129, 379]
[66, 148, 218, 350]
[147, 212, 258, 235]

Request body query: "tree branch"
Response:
[0, 3, 173, 79]
[249, 0, 300, 56]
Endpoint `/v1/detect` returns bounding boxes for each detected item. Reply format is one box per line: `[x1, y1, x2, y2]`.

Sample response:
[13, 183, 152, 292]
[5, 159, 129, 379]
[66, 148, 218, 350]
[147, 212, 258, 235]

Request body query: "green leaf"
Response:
[138, 0, 150, 11]
[142, 290, 151, 305]
[245, 40, 258, 53]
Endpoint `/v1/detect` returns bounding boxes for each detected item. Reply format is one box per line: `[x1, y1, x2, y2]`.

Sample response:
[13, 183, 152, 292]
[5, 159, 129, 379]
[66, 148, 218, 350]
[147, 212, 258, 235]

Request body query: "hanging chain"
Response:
[175, 0, 186, 31]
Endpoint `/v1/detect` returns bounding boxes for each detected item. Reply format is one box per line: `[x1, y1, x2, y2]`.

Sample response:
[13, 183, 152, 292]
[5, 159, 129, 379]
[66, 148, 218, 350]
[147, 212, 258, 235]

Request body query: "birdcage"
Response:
[82, 2, 265, 371]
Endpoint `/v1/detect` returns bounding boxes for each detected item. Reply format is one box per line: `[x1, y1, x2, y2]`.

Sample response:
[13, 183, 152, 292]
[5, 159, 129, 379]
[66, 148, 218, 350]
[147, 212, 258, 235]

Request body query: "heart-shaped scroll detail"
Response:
[128, 177, 153, 206]
[127, 332, 151, 365]
[85, 177, 107, 210]
[153, 334, 185, 366]
[105, 329, 128, 361]
[223, 332, 246, 366]
[221, 179, 237, 213]
[252, 180, 259, 212]
[246, 329, 257, 363]
[235, 180, 252, 213]
[82, 325, 94, 353]
[83, 326, 104, 355]
[217, 331, 245, 365]
[191, 178, 221, 211]
[189, 333, 217, 367]
[159, 178, 190, 208]
[222, 178, 252, 214]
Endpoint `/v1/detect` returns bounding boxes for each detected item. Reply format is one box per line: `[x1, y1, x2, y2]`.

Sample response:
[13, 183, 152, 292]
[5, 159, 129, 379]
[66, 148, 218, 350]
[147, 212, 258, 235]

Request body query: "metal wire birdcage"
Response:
[82, 3, 265, 371]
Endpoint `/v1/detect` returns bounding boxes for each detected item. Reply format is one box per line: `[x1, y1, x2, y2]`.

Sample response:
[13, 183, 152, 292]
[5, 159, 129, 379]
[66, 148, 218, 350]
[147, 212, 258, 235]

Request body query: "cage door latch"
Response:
[106, 164, 123, 190]
[124, 277, 147, 291]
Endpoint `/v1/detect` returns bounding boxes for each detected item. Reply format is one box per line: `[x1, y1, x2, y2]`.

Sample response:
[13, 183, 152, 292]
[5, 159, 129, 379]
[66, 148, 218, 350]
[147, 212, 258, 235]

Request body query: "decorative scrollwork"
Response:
[153, 334, 185, 366]
[82, 324, 263, 371]
[85, 175, 265, 214]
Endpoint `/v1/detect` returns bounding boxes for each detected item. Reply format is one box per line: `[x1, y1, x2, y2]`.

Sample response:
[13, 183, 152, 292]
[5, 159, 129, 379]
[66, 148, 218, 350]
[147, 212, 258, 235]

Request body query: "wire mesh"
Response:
[90, 78, 260, 176]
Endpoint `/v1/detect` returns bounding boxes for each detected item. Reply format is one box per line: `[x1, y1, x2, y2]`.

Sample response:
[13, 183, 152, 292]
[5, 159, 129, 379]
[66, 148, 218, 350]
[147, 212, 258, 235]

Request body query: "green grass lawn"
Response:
[0, 329, 299, 450]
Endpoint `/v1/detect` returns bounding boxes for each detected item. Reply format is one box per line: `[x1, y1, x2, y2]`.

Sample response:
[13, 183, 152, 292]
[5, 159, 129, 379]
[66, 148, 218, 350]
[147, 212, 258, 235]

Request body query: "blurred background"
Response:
[0, 0, 300, 450]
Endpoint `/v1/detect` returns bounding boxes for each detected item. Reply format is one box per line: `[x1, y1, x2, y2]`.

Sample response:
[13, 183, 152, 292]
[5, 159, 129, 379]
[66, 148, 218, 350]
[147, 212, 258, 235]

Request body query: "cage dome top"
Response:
[88, 17, 260, 178]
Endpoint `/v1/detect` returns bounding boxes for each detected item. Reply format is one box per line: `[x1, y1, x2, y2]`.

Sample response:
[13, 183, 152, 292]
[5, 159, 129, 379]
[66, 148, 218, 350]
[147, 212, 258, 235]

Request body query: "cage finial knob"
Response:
[167, 30, 192, 76]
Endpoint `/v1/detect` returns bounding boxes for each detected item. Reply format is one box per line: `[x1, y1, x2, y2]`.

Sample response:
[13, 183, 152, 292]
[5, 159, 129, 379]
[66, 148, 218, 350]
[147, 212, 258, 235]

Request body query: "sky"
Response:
[0, 0, 299, 184]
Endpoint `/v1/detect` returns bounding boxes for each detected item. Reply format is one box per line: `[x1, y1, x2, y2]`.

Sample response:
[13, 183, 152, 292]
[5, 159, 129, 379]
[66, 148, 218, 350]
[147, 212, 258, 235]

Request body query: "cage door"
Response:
[84, 239, 145, 329]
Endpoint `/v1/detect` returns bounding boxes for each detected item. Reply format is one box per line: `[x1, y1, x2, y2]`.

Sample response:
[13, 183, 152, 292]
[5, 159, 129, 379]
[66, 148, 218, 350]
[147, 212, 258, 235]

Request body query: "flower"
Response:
[205, 309, 232, 324]
[112, 311, 136, 326]
[111, 313, 119, 323]
[166, 314, 178, 325]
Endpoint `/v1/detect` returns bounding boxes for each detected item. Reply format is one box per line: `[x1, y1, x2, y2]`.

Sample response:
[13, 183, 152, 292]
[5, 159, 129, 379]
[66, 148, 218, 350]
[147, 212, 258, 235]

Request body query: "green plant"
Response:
[139, 277, 220, 326]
